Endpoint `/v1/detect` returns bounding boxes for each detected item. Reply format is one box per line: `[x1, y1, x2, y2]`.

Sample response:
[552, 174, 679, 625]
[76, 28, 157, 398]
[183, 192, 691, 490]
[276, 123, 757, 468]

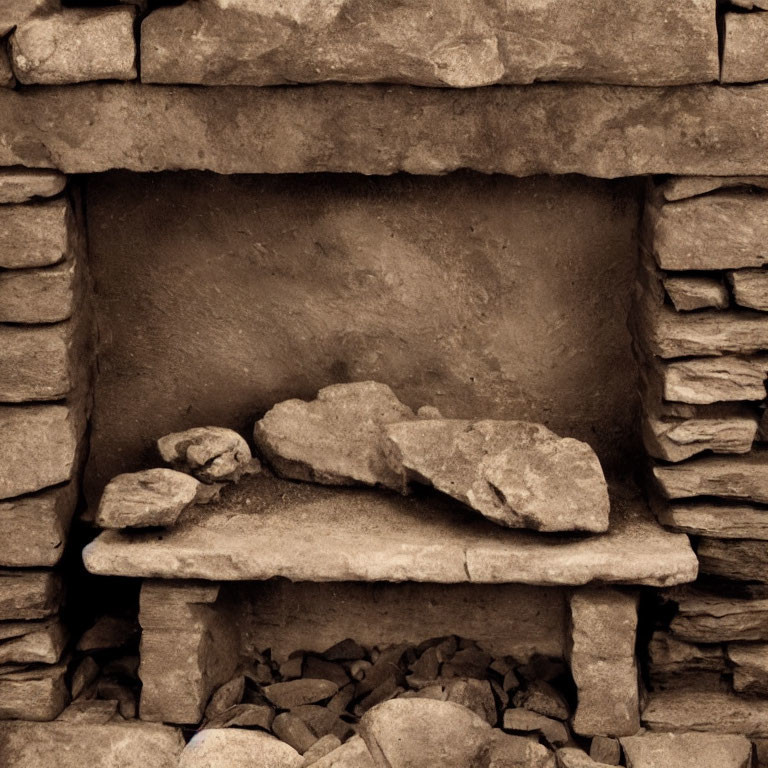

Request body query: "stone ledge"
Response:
[82, 475, 698, 587]
[5, 83, 768, 177]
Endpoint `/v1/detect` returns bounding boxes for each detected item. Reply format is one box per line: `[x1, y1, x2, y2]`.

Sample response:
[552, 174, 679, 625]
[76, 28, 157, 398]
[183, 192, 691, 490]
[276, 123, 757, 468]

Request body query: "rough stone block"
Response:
[647, 631, 725, 689]
[659, 356, 768, 404]
[0, 404, 81, 499]
[0, 258, 77, 323]
[141, 0, 718, 87]
[0, 482, 77, 567]
[621, 731, 752, 768]
[0, 570, 62, 620]
[727, 643, 768, 694]
[0, 618, 67, 665]
[730, 268, 768, 311]
[568, 587, 640, 737]
[0, 199, 69, 269]
[698, 537, 768, 582]
[0, 169, 65, 204]
[0, 662, 68, 720]
[723, 11, 768, 84]
[10, 7, 137, 85]
[663, 275, 729, 311]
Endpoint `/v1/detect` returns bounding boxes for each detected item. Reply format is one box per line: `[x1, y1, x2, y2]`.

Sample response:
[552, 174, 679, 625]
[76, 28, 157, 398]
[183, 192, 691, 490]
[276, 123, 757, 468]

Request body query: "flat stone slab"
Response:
[83, 475, 697, 587]
[10, 84, 768, 177]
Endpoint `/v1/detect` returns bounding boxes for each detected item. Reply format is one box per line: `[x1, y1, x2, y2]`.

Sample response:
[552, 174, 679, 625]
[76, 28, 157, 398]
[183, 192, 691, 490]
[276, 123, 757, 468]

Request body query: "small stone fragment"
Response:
[0, 199, 69, 269]
[0, 169, 65, 204]
[57, 698, 119, 724]
[290, 705, 350, 741]
[204, 703, 274, 731]
[263, 679, 339, 709]
[10, 7, 137, 85]
[96, 468, 201, 529]
[589, 736, 620, 765]
[303, 657, 350, 688]
[309, 735, 376, 768]
[512, 680, 569, 721]
[254, 382, 415, 491]
[482, 729, 555, 768]
[441, 646, 492, 679]
[663, 275, 729, 311]
[621, 731, 752, 768]
[322, 639, 365, 661]
[698, 537, 768, 582]
[502, 708, 570, 748]
[179, 728, 303, 768]
[660, 356, 768, 404]
[273, 712, 318, 755]
[556, 747, 616, 767]
[722, 12, 768, 84]
[77, 615, 139, 652]
[157, 426, 255, 483]
[301, 734, 342, 766]
[205, 676, 245, 720]
[727, 643, 768, 695]
[730, 268, 768, 311]
[444, 678, 497, 724]
[385, 419, 609, 532]
[71, 656, 100, 699]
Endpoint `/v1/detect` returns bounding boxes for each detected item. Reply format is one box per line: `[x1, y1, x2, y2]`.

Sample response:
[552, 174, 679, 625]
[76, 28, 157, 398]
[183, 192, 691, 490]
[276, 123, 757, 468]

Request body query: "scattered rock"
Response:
[323, 639, 366, 661]
[589, 736, 621, 765]
[697, 537, 768, 582]
[273, 712, 318, 755]
[264, 679, 339, 709]
[663, 275, 729, 311]
[444, 678, 497, 725]
[0, 258, 77, 324]
[730, 269, 768, 312]
[441, 646, 492, 680]
[290, 705, 349, 741]
[0, 570, 62, 620]
[621, 731, 752, 768]
[301, 734, 342, 766]
[502, 708, 570, 748]
[205, 675, 245, 720]
[71, 656, 100, 699]
[303, 657, 350, 688]
[10, 7, 137, 85]
[204, 703, 275, 731]
[0, 169, 65, 204]
[556, 747, 617, 767]
[659, 356, 768, 404]
[0, 199, 70, 269]
[158, 426, 256, 483]
[385, 419, 609, 532]
[657, 499, 768, 540]
[722, 11, 768, 84]
[512, 680, 570, 721]
[482, 729, 555, 767]
[96, 468, 201, 529]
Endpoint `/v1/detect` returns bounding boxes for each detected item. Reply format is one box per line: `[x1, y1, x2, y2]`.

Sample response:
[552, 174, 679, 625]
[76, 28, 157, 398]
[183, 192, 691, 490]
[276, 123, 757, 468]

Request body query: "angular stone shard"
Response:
[649, 190, 768, 270]
[0, 169, 65, 204]
[179, 729, 302, 768]
[0, 618, 67, 665]
[254, 382, 415, 491]
[0, 482, 76, 566]
[502, 708, 569, 748]
[10, 7, 137, 85]
[141, 0, 718, 87]
[656, 499, 768, 540]
[642, 690, 768, 737]
[384, 419, 609, 532]
[568, 588, 640, 737]
[0, 662, 69, 720]
[730, 268, 768, 311]
[723, 12, 768, 84]
[0, 571, 62, 620]
[660, 175, 768, 202]
[727, 643, 768, 694]
[659, 356, 768, 404]
[96, 468, 201, 529]
[0, 721, 185, 767]
[0, 199, 69, 269]
[653, 451, 768, 503]
[158, 426, 256, 483]
[697, 537, 768, 582]
[0, 258, 77, 323]
[621, 731, 752, 768]
[663, 275, 729, 312]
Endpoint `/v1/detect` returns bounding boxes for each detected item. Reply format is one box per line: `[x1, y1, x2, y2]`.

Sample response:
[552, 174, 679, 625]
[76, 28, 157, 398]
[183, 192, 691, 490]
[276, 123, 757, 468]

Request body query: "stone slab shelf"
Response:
[83, 474, 697, 588]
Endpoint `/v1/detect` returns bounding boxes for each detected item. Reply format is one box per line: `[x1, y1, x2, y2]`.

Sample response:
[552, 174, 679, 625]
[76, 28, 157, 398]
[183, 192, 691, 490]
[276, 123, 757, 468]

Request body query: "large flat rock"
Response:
[8, 84, 768, 177]
[141, 0, 717, 87]
[83, 475, 697, 587]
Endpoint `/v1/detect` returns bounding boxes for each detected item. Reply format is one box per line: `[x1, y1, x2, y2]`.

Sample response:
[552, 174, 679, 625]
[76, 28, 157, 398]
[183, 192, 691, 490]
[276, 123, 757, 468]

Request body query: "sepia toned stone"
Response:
[727, 644, 768, 695]
[0, 662, 69, 720]
[254, 382, 415, 491]
[0, 199, 69, 269]
[659, 356, 768, 404]
[657, 499, 768, 540]
[0, 618, 67, 665]
[663, 275, 729, 312]
[56, 699, 119, 724]
[569, 588, 639, 737]
[660, 175, 768, 202]
[0, 482, 77, 567]
[0, 258, 77, 323]
[96, 468, 201, 529]
[653, 451, 768, 503]
[621, 731, 752, 768]
[722, 12, 768, 84]
[589, 736, 621, 765]
[0, 0, 56, 36]
[0, 48, 13, 88]
[263, 679, 339, 709]
[647, 631, 725, 687]
[0, 570, 62, 620]
[697, 537, 768, 582]
[180, 728, 302, 768]
[0, 169, 65, 204]
[502, 708, 569, 748]
[310, 735, 376, 768]
[385, 419, 609, 532]
[482, 730, 555, 768]
[730, 269, 768, 311]
[10, 7, 137, 85]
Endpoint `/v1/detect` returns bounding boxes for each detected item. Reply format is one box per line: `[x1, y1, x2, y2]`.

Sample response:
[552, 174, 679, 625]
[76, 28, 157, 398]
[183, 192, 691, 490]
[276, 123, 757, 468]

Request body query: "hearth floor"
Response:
[83, 474, 697, 587]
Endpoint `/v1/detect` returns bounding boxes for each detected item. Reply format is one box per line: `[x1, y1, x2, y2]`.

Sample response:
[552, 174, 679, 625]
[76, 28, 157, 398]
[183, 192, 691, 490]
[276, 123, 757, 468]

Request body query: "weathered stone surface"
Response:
[647, 631, 725, 687]
[0, 322, 77, 401]
[698, 537, 768, 582]
[503, 708, 569, 747]
[10, 7, 137, 85]
[590, 736, 621, 765]
[141, 0, 717, 88]
[0, 721, 185, 767]
[83, 475, 698, 586]
[659, 356, 768, 404]
[0, 618, 66, 665]
[0, 662, 68, 720]
[0, 258, 77, 323]
[730, 269, 768, 311]
[385, 419, 609, 532]
[556, 747, 616, 767]
[0, 199, 69, 269]
[660, 175, 768, 202]
[0, 169, 65, 204]
[657, 500, 768, 540]
[0, 570, 62, 620]
[264, 679, 339, 709]
[642, 407, 758, 462]
[56, 699, 119, 724]
[568, 588, 640, 737]
[0, 0, 56, 37]
[482, 730, 555, 768]
[254, 382, 415, 491]
[272, 712, 317, 754]
[180, 728, 303, 768]
[0, 482, 76, 566]
[643, 690, 768, 737]
[723, 12, 768, 84]
[649, 190, 768, 270]
[512, 680, 569, 721]
[139, 581, 238, 724]
[621, 731, 752, 768]
[727, 643, 768, 694]
[158, 426, 255, 483]
[653, 451, 768, 503]
[663, 275, 729, 312]
[13, 84, 768, 177]
[310, 735, 376, 768]
[96, 468, 201, 529]
[301, 734, 342, 765]
[204, 703, 274, 731]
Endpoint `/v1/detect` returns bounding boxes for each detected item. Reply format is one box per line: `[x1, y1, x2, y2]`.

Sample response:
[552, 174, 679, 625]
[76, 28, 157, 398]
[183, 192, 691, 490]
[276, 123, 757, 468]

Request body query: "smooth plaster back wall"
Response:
[83, 171, 642, 505]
